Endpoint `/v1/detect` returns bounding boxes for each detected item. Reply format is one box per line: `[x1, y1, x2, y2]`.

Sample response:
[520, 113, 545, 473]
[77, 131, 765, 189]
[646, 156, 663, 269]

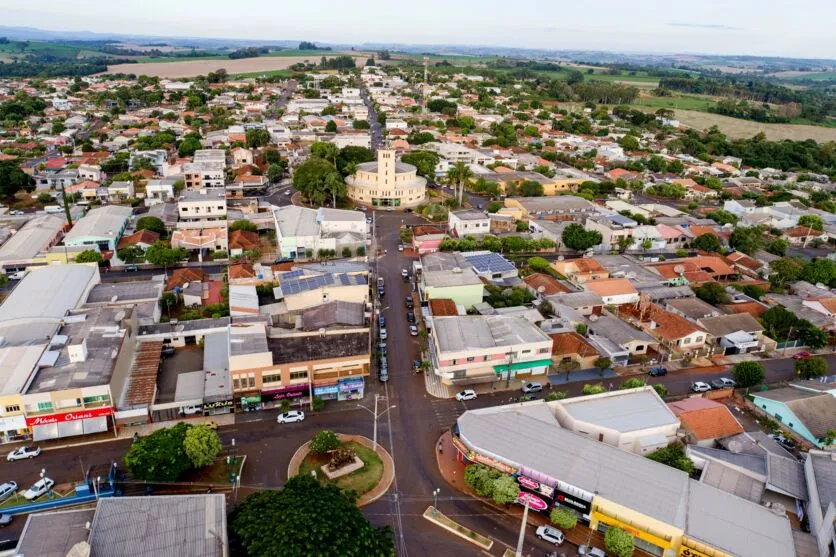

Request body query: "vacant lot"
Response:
[104, 54, 366, 78]
[636, 107, 836, 142]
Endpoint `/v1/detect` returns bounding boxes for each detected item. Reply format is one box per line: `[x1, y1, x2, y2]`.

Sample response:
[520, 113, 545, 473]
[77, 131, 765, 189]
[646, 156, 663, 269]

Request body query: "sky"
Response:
[1, 0, 834, 59]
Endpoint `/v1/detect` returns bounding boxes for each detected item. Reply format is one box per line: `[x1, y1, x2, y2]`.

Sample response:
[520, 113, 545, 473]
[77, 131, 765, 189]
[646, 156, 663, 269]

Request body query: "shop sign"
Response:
[203, 399, 234, 410]
[679, 547, 711, 557]
[314, 385, 339, 396]
[240, 396, 262, 404]
[516, 475, 555, 500]
[339, 377, 365, 391]
[263, 385, 310, 401]
[26, 406, 113, 426]
[466, 450, 518, 475]
[554, 488, 592, 515]
[592, 512, 672, 550]
[0, 415, 26, 431]
[518, 492, 548, 511]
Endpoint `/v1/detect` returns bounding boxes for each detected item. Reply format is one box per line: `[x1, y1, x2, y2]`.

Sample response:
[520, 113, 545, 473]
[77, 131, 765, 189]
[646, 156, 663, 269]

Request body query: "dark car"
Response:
[161, 345, 176, 358]
[648, 366, 668, 377]
[378, 315, 385, 328]
[413, 360, 422, 373]
[124, 264, 139, 272]
[0, 514, 11, 528]
[377, 286, 385, 297]
[406, 310, 415, 323]
[405, 296, 414, 309]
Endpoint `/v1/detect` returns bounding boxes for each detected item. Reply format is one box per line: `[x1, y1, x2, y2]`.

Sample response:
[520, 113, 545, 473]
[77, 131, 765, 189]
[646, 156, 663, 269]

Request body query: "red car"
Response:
[792, 351, 811, 360]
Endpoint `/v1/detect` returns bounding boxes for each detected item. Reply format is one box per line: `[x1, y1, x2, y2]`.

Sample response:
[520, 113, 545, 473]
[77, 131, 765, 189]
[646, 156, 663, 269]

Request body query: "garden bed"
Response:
[423, 506, 494, 550]
[297, 442, 382, 496]
[182, 454, 246, 488]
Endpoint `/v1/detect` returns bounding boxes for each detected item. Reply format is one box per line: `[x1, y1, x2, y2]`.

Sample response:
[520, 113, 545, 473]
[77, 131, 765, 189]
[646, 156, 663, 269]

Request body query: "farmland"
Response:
[103, 54, 368, 78]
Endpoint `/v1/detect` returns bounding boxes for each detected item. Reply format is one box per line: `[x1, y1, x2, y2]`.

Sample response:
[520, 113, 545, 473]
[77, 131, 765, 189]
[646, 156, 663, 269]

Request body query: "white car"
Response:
[0, 482, 17, 501]
[397, 244, 404, 252]
[22, 477, 54, 501]
[7, 446, 41, 461]
[521, 382, 543, 394]
[409, 325, 419, 336]
[691, 381, 712, 393]
[8, 271, 26, 281]
[401, 269, 409, 278]
[179, 404, 202, 416]
[535, 525, 564, 546]
[455, 390, 477, 401]
[380, 328, 388, 340]
[277, 410, 305, 424]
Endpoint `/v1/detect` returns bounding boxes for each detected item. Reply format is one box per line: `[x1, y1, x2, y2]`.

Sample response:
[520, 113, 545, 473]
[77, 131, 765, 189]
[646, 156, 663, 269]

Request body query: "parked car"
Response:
[455, 390, 477, 401]
[9, 210, 24, 216]
[792, 351, 811, 360]
[535, 525, 564, 546]
[770, 433, 796, 451]
[377, 286, 385, 297]
[22, 477, 54, 501]
[276, 411, 305, 424]
[413, 360, 422, 373]
[406, 310, 415, 323]
[404, 296, 414, 309]
[409, 325, 419, 336]
[179, 404, 202, 416]
[378, 341, 387, 355]
[0, 482, 17, 501]
[710, 377, 736, 389]
[401, 269, 409, 277]
[691, 381, 711, 393]
[578, 546, 607, 557]
[398, 244, 404, 252]
[378, 315, 385, 328]
[0, 515, 12, 528]
[7, 271, 26, 281]
[648, 366, 668, 377]
[124, 264, 139, 272]
[519, 394, 538, 402]
[521, 382, 543, 394]
[7, 446, 40, 461]
[161, 345, 176, 358]
[379, 368, 389, 382]
[380, 328, 388, 340]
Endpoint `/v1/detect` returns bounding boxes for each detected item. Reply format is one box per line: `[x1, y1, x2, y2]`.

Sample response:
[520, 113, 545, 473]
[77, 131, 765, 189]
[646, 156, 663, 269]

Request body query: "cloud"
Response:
[668, 22, 744, 31]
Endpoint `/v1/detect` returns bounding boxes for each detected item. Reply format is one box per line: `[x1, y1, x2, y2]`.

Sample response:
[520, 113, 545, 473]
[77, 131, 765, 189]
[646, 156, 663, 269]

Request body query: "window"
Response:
[522, 349, 531, 354]
[233, 377, 241, 390]
[247, 375, 256, 388]
[5, 405, 19, 413]
[695, 336, 703, 343]
[635, 345, 644, 351]
[466, 356, 475, 363]
[263, 373, 282, 385]
[290, 370, 308, 381]
[37, 402, 53, 412]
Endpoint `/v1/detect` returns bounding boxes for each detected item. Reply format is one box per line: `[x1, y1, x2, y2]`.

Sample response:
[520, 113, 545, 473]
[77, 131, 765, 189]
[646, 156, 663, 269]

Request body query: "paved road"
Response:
[270, 79, 297, 117]
[360, 85, 383, 151]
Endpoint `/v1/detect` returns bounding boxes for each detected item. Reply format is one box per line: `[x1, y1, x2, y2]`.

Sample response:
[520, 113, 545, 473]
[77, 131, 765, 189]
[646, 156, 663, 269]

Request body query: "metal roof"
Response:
[0, 214, 64, 262]
[279, 272, 367, 296]
[556, 387, 678, 433]
[16, 508, 96, 557]
[462, 251, 516, 275]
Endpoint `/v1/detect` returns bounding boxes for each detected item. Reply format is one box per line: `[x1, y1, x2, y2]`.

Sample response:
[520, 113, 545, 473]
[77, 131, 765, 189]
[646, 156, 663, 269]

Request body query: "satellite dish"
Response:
[727, 440, 743, 454]
[537, 286, 545, 293]
[588, 315, 598, 322]
[673, 265, 685, 275]
[558, 255, 565, 261]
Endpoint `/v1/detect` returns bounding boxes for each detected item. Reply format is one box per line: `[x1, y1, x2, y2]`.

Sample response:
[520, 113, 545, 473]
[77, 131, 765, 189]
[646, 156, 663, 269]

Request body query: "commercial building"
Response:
[273, 206, 367, 260]
[429, 315, 553, 386]
[0, 214, 65, 273]
[178, 188, 228, 222]
[454, 402, 796, 557]
[63, 205, 132, 252]
[419, 252, 485, 309]
[345, 149, 427, 208]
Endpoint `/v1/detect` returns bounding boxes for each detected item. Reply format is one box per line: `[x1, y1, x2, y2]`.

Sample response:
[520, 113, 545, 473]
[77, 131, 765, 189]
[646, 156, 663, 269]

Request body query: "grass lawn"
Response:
[298, 442, 383, 496]
[631, 94, 716, 111]
[183, 454, 246, 487]
[0, 488, 75, 509]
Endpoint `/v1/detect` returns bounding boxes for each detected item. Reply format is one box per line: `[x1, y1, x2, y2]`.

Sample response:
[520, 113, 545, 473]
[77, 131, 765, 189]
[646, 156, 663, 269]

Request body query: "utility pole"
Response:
[515, 497, 530, 557]
[422, 56, 429, 115]
[504, 350, 515, 389]
[356, 394, 396, 452]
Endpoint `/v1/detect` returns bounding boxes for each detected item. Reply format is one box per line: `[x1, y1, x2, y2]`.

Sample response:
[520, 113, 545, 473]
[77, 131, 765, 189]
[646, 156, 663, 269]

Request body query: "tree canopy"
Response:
[292, 157, 345, 207]
[145, 241, 186, 268]
[729, 226, 765, 255]
[0, 160, 34, 199]
[400, 151, 439, 180]
[135, 216, 166, 235]
[796, 357, 828, 380]
[694, 282, 731, 305]
[230, 475, 394, 557]
[245, 128, 270, 148]
[562, 223, 603, 252]
[691, 233, 722, 254]
[183, 424, 222, 468]
[75, 250, 103, 264]
[732, 361, 765, 388]
[647, 444, 694, 474]
[229, 219, 258, 233]
[124, 423, 192, 482]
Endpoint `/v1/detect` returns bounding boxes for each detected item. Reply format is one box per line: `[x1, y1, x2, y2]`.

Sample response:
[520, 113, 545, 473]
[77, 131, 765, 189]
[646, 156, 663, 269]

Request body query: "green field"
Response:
[776, 71, 836, 82]
[136, 54, 229, 63]
[0, 40, 87, 59]
[228, 69, 294, 79]
[631, 94, 716, 111]
[136, 49, 355, 64]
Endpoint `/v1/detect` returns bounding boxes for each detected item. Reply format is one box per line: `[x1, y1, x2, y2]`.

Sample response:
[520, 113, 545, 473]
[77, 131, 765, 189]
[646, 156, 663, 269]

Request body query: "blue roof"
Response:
[462, 252, 516, 274]
[280, 273, 368, 296]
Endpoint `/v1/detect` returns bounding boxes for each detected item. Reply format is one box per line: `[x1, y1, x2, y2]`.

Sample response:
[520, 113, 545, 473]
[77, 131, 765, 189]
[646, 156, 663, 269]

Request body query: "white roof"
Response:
[0, 215, 64, 262]
[64, 205, 132, 243]
[555, 387, 679, 433]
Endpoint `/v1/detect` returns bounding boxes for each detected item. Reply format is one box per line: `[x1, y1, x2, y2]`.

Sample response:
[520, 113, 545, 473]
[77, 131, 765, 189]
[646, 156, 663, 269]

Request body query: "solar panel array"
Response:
[463, 252, 516, 274]
[279, 273, 368, 296]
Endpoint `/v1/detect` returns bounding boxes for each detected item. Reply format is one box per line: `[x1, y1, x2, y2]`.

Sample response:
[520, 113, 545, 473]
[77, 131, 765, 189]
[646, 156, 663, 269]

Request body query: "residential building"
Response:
[429, 315, 553, 386]
[449, 209, 490, 237]
[461, 251, 518, 281]
[586, 314, 657, 363]
[551, 386, 680, 454]
[453, 403, 796, 557]
[419, 252, 484, 309]
[523, 273, 570, 298]
[621, 303, 709, 359]
[144, 178, 177, 206]
[273, 206, 366, 260]
[183, 161, 224, 190]
[178, 188, 227, 222]
[550, 258, 609, 284]
[584, 214, 638, 251]
[276, 269, 369, 313]
[345, 149, 427, 208]
[667, 398, 744, 446]
[751, 386, 836, 449]
[804, 450, 836, 557]
[584, 278, 639, 306]
[697, 313, 775, 355]
[63, 205, 132, 252]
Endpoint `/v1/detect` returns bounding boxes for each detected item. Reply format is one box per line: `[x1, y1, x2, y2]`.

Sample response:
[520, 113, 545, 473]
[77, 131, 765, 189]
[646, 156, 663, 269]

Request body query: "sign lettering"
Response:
[26, 406, 113, 426]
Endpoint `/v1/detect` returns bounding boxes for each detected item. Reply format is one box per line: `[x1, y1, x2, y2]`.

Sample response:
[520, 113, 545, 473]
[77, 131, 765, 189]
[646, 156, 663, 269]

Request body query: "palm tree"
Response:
[344, 161, 358, 177]
[446, 161, 473, 207]
[617, 236, 632, 254]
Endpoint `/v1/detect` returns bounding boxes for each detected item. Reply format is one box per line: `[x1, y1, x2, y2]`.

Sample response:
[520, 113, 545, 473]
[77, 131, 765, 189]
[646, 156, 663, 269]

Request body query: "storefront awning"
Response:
[493, 359, 553, 373]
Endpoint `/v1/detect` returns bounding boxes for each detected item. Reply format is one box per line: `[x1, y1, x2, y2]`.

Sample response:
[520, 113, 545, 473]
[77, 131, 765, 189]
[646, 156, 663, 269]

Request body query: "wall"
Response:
[423, 283, 484, 309]
[284, 284, 368, 313]
[750, 396, 821, 447]
[805, 455, 836, 557]
[589, 497, 683, 557]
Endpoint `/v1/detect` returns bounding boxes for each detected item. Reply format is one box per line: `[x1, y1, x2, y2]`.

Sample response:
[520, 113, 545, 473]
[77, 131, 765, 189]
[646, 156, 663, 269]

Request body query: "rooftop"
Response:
[698, 313, 764, 337]
[268, 331, 369, 364]
[754, 388, 836, 439]
[555, 386, 678, 433]
[63, 205, 132, 243]
[809, 451, 836, 517]
[0, 214, 64, 262]
[16, 508, 97, 557]
[433, 315, 551, 353]
[668, 399, 744, 441]
[86, 278, 164, 305]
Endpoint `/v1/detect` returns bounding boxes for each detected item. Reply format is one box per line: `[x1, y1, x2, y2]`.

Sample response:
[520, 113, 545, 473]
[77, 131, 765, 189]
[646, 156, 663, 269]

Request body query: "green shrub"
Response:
[550, 507, 578, 529]
[309, 430, 340, 454]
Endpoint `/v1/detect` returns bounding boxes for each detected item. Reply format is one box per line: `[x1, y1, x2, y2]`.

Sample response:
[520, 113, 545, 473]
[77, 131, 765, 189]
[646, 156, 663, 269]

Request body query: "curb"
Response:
[423, 506, 494, 550]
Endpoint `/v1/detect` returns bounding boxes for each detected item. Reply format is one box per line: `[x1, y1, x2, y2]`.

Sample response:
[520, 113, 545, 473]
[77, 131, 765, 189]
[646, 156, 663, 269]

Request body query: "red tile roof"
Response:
[229, 229, 259, 251]
[429, 299, 459, 316]
[550, 332, 599, 358]
[229, 263, 256, 280]
[523, 273, 570, 296]
[117, 229, 160, 249]
[166, 268, 205, 291]
[668, 399, 743, 441]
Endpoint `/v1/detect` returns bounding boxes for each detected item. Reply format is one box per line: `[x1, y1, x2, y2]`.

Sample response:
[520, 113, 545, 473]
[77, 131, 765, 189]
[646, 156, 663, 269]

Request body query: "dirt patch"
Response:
[636, 107, 836, 142]
[103, 55, 367, 78]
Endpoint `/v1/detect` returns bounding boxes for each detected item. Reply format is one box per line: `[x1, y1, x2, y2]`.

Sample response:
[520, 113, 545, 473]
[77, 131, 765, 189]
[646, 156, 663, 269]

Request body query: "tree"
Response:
[75, 249, 103, 264]
[620, 378, 646, 389]
[769, 258, 803, 291]
[801, 259, 836, 288]
[798, 214, 824, 231]
[183, 424, 222, 468]
[229, 475, 393, 557]
[491, 474, 520, 505]
[245, 128, 270, 148]
[605, 526, 635, 557]
[647, 444, 694, 474]
[464, 464, 501, 497]
[178, 136, 201, 157]
[694, 282, 731, 305]
[265, 163, 284, 184]
[292, 157, 344, 207]
[732, 361, 765, 389]
[691, 233, 722, 254]
[582, 383, 606, 395]
[0, 160, 34, 198]
[123, 423, 192, 482]
[652, 384, 669, 398]
[545, 391, 568, 401]
[795, 357, 828, 380]
[309, 430, 340, 454]
[823, 430, 836, 447]
[799, 324, 828, 350]
[562, 223, 602, 252]
[761, 306, 798, 340]
[118, 245, 144, 263]
[742, 285, 765, 300]
[447, 161, 473, 206]
[707, 210, 738, 226]
[36, 192, 53, 204]
[229, 219, 258, 233]
[527, 257, 551, 273]
[766, 238, 788, 256]
[325, 120, 337, 133]
[401, 151, 440, 180]
[729, 226, 765, 255]
[594, 357, 612, 376]
[145, 241, 186, 268]
[618, 135, 640, 151]
[353, 120, 370, 130]
[550, 507, 578, 530]
[135, 216, 166, 236]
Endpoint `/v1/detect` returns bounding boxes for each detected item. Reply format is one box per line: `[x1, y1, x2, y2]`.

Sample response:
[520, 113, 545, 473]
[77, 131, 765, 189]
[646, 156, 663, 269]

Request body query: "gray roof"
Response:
[636, 285, 695, 301]
[556, 387, 678, 433]
[767, 454, 808, 501]
[666, 297, 722, 320]
[0, 264, 96, 325]
[433, 315, 551, 353]
[511, 195, 596, 214]
[300, 301, 365, 329]
[698, 453, 766, 503]
[64, 205, 132, 243]
[203, 330, 229, 374]
[699, 313, 764, 337]
[809, 452, 836, 516]
[718, 431, 796, 459]
[0, 214, 64, 262]
[85, 279, 164, 305]
[16, 508, 97, 557]
[273, 205, 319, 238]
[88, 495, 227, 557]
[755, 388, 836, 439]
[451, 209, 489, 221]
[546, 291, 604, 309]
[317, 207, 365, 222]
[268, 331, 368, 364]
[421, 252, 483, 288]
[587, 315, 655, 346]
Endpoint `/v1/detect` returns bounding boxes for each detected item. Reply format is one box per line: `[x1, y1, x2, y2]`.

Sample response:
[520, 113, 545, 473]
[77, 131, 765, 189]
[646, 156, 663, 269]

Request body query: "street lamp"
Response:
[433, 488, 440, 516]
[356, 394, 396, 451]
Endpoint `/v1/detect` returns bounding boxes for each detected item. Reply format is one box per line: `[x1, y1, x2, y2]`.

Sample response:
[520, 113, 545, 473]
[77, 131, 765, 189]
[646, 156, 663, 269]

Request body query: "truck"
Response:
[44, 205, 63, 214]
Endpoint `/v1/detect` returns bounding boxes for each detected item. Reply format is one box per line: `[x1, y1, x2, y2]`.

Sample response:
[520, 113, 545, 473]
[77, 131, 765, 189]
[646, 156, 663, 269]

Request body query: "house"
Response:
[804, 451, 836, 557]
[667, 398, 744, 446]
[751, 386, 836, 449]
[419, 252, 484, 309]
[782, 226, 828, 246]
[550, 258, 609, 284]
[273, 206, 366, 260]
[63, 205, 132, 252]
[697, 313, 775, 355]
[228, 229, 260, 256]
[178, 189, 227, 223]
[724, 199, 757, 216]
[523, 273, 570, 298]
[429, 315, 553, 386]
[106, 180, 134, 202]
[229, 284, 259, 316]
[144, 179, 177, 206]
[183, 161, 224, 190]
[547, 291, 604, 317]
[276, 269, 369, 313]
[448, 209, 490, 237]
[489, 213, 516, 235]
[411, 225, 447, 255]
[586, 314, 657, 364]
[116, 229, 160, 251]
[584, 278, 639, 306]
[226, 175, 269, 198]
[803, 297, 836, 319]
[651, 256, 737, 285]
[621, 303, 709, 358]
[166, 268, 206, 291]
[231, 147, 253, 167]
[551, 386, 680, 454]
[666, 297, 722, 322]
[503, 195, 598, 220]
[170, 227, 228, 261]
[584, 214, 637, 251]
[461, 251, 518, 281]
[549, 331, 599, 369]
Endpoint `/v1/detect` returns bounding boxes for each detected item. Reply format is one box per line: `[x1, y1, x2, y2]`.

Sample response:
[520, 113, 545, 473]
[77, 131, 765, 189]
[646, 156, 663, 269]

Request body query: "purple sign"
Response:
[518, 492, 548, 511]
[263, 385, 310, 401]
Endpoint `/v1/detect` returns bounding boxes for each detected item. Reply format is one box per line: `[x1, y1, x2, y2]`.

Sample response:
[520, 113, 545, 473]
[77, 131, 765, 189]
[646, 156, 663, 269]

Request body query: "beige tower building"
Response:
[345, 150, 427, 209]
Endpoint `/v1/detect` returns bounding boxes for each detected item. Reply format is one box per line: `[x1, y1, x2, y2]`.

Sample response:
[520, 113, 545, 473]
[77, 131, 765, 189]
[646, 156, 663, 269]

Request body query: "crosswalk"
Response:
[423, 366, 452, 399]
[429, 398, 466, 430]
